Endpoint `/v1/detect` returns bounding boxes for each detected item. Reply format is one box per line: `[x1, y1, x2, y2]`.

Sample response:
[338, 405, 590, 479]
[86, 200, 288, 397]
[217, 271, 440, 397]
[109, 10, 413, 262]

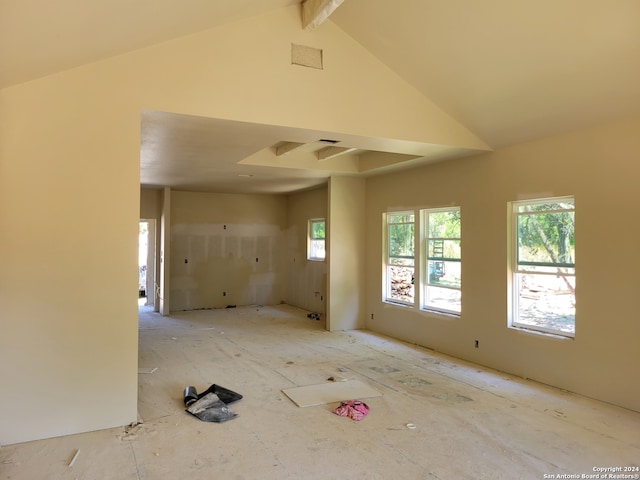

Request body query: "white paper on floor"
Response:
[282, 380, 381, 407]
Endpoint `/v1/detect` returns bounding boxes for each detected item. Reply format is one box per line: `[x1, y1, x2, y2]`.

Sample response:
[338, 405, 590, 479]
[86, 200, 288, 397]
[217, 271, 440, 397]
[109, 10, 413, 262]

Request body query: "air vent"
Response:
[291, 44, 323, 70]
[319, 138, 339, 144]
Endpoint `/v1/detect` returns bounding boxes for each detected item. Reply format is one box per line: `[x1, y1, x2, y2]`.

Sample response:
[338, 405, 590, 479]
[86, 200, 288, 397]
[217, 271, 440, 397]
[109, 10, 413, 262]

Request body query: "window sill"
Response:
[420, 308, 460, 319]
[508, 325, 575, 340]
[382, 299, 414, 309]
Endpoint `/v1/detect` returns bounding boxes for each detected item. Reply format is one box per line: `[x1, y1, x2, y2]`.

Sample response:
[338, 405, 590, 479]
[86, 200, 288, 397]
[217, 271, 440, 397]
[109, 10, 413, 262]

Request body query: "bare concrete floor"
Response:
[1, 304, 639, 479]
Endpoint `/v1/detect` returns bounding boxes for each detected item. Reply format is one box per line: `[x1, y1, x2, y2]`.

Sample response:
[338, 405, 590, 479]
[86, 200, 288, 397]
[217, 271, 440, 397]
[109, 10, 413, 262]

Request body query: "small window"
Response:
[422, 207, 461, 314]
[384, 211, 415, 305]
[510, 197, 575, 336]
[308, 219, 325, 261]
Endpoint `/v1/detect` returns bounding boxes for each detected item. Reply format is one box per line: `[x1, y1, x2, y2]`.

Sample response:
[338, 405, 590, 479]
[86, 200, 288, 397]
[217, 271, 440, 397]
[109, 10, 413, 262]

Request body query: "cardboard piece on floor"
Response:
[282, 380, 381, 408]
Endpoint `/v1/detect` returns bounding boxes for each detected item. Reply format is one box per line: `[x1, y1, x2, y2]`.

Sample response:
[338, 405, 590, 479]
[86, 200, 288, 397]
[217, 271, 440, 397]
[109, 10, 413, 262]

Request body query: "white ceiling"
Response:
[3, 0, 640, 194]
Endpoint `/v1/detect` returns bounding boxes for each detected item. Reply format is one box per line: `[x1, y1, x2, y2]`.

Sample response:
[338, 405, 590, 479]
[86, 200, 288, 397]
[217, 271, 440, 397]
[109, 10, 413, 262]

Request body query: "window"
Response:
[422, 207, 461, 313]
[510, 197, 575, 336]
[308, 218, 325, 260]
[384, 211, 415, 305]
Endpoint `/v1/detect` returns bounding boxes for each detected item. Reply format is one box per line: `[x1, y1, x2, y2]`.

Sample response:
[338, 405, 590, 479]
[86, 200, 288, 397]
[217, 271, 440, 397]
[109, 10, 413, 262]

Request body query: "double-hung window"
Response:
[510, 197, 575, 336]
[308, 218, 325, 261]
[385, 211, 415, 305]
[423, 207, 461, 314]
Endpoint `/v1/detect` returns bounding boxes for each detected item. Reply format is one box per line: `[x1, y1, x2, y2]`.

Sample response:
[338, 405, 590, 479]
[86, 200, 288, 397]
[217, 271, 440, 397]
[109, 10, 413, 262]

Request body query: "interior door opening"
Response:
[139, 219, 157, 309]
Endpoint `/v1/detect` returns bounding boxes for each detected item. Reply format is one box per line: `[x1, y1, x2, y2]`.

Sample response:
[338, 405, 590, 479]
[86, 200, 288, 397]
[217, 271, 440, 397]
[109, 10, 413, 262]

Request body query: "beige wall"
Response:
[170, 191, 287, 310]
[285, 187, 328, 316]
[328, 176, 367, 331]
[365, 117, 640, 412]
[140, 187, 162, 220]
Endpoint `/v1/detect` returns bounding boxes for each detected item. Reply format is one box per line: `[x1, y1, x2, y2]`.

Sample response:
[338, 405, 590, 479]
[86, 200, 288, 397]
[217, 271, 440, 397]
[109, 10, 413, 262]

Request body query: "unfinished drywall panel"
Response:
[0, 3, 487, 445]
[365, 116, 640, 413]
[285, 187, 328, 315]
[169, 191, 286, 310]
[327, 176, 366, 331]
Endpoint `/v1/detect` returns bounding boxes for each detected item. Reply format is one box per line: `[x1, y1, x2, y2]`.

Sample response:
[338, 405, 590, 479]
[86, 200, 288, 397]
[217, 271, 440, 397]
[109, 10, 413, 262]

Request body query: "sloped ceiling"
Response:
[330, 0, 640, 148]
[3, 0, 640, 193]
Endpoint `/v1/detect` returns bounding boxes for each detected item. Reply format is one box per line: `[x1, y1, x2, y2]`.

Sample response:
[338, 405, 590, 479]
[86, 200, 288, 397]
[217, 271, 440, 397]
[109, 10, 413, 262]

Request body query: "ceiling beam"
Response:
[302, 0, 345, 30]
[275, 142, 305, 156]
[316, 146, 357, 161]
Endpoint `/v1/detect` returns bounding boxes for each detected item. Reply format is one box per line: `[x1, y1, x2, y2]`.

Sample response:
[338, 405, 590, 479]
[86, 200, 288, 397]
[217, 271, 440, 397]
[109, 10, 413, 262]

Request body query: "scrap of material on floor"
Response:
[1, 305, 638, 480]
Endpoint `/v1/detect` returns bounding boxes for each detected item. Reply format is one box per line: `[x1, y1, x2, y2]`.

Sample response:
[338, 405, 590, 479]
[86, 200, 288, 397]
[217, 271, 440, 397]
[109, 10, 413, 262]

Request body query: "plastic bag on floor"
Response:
[183, 384, 242, 423]
[186, 392, 237, 423]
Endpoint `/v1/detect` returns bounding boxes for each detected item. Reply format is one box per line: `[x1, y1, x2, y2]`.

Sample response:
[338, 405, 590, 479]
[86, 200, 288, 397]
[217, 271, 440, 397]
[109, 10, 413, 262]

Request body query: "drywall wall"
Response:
[140, 187, 162, 219]
[0, 78, 141, 445]
[327, 176, 367, 331]
[0, 5, 485, 444]
[365, 116, 640, 412]
[170, 191, 287, 310]
[285, 187, 328, 316]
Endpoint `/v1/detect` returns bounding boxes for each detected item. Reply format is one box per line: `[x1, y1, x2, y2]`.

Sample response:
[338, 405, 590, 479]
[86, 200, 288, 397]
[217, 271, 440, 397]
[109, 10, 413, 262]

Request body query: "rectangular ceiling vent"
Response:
[292, 44, 323, 70]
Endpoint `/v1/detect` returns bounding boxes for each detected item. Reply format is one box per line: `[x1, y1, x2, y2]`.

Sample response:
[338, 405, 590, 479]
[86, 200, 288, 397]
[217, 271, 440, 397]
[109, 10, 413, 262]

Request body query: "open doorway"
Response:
[139, 219, 157, 309]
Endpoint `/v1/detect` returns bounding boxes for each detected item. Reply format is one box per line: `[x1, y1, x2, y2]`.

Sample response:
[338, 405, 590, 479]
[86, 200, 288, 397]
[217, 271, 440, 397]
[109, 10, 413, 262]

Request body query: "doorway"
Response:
[139, 219, 157, 310]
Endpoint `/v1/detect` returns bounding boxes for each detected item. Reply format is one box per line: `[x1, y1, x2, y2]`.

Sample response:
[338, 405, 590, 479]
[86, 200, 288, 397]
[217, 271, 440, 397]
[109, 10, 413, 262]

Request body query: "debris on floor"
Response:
[183, 384, 243, 423]
[67, 449, 80, 468]
[117, 422, 155, 441]
[137, 367, 158, 374]
[333, 400, 370, 421]
[307, 312, 320, 320]
[282, 379, 381, 407]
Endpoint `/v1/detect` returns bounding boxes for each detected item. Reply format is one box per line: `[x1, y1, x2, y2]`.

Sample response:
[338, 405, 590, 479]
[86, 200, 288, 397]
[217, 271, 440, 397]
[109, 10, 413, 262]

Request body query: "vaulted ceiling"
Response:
[3, 0, 639, 193]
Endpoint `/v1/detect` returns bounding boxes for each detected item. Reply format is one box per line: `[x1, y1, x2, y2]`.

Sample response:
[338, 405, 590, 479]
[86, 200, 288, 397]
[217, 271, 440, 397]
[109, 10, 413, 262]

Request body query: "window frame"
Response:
[383, 211, 416, 306]
[421, 206, 461, 315]
[307, 218, 326, 261]
[509, 196, 575, 338]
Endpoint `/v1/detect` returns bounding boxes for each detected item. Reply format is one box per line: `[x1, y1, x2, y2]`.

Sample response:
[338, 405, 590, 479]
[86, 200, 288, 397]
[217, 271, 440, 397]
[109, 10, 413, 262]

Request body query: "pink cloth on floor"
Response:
[333, 400, 370, 421]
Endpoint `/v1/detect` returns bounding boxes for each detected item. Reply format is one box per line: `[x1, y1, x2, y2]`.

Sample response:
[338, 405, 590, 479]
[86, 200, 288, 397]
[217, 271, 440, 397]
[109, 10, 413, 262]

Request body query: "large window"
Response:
[385, 211, 415, 305]
[510, 197, 575, 337]
[423, 207, 461, 313]
[308, 218, 325, 261]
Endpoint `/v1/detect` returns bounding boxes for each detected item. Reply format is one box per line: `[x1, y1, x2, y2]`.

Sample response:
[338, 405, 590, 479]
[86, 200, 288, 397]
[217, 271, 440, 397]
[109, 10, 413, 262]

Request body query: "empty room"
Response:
[1, 1, 639, 479]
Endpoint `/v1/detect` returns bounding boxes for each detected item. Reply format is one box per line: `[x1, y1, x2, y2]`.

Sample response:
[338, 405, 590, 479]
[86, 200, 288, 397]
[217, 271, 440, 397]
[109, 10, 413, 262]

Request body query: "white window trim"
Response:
[420, 206, 461, 315]
[383, 211, 416, 307]
[307, 218, 325, 261]
[508, 196, 575, 338]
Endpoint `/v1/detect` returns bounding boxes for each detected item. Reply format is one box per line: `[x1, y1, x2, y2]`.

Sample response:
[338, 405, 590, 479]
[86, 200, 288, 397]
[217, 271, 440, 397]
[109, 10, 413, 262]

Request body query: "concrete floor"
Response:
[1, 304, 638, 479]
